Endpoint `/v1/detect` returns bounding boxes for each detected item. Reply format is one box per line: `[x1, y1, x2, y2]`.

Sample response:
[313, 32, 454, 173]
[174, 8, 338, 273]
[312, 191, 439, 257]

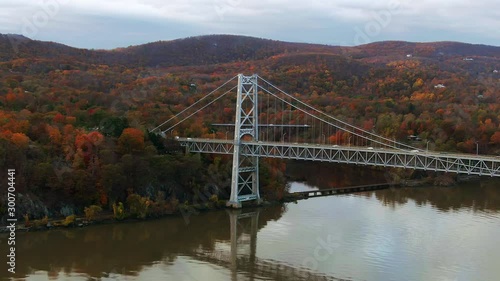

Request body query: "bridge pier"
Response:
[227, 74, 261, 208]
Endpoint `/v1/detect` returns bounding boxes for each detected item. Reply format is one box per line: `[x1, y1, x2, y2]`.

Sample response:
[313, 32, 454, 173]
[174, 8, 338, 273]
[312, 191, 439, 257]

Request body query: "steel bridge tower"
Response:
[227, 74, 261, 208]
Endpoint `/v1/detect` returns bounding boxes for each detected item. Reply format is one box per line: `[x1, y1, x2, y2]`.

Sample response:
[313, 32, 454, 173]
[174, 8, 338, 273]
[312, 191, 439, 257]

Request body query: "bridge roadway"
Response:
[178, 138, 500, 177]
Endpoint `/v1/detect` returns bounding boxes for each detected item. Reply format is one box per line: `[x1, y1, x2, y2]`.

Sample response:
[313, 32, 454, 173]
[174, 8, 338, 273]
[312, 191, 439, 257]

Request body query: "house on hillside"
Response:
[407, 135, 422, 141]
[434, 84, 446, 89]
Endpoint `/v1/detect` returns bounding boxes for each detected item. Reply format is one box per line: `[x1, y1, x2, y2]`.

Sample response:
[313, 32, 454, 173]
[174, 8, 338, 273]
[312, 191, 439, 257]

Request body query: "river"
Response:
[2, 179, 500, 280]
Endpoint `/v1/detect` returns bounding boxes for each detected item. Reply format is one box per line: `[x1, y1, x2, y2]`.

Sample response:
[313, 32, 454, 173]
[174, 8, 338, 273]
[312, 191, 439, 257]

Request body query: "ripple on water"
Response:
[12, 181, 500, 281]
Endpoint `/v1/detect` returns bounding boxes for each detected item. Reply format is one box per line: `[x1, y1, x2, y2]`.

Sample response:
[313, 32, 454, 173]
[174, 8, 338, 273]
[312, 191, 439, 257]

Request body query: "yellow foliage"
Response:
[410, 92, 435, 101]
[413, 78, 424, 88]
[84, 205, 103, 221]
[62, 215, 76, 226]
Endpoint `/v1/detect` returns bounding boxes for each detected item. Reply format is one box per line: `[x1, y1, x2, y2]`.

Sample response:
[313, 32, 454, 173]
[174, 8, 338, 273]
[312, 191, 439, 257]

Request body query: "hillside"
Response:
[1, 34, 335, 66]
[4, 34, 499, 66]
[0, 34, 499, 220]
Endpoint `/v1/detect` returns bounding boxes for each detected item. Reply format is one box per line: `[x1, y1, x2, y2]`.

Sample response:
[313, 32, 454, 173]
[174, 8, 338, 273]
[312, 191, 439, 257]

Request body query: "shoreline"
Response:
[0, 199, 277, 233]
[0, 177, 487, 233]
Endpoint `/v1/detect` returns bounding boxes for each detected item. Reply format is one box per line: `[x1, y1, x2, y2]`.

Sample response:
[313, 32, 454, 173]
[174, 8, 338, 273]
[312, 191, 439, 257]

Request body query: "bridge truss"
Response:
[178, 139, 500, 177]
[151, 74, 500, 207]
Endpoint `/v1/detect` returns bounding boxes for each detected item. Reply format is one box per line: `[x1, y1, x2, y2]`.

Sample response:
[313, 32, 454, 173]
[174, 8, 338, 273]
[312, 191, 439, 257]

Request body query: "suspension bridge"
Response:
[151, 74, 500, 208]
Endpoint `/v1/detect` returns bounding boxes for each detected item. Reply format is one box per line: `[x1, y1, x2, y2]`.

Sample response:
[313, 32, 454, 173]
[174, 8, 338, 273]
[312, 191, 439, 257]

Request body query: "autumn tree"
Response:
[73, 131, 104, 169]
[491, 131, 500, 145]
[118, 128, 144, 153]
[10, 133, 30, 148]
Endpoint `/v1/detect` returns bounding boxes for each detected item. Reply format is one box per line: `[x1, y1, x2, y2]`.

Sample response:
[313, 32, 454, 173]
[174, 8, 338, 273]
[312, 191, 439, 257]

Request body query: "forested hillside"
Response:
[0, 34, 499, 221]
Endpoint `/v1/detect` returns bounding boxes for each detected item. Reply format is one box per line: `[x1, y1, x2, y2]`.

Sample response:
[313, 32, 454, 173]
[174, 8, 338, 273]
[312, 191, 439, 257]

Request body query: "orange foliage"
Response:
[5, 90, 16, 103]
[66, 116, 76, 124]
[63, 124, 75, 136]
[87, 131, 104, 146]
[328, 135, 337, 144]
[100, 192, 108, 206]
[46, 125, 62, 144]
[2, 119, 30, 134]
[10, 133, 30, 148]
[118, 128, 145, 153]
[435, 109, 445, 116]
[0, 129, 13, 140]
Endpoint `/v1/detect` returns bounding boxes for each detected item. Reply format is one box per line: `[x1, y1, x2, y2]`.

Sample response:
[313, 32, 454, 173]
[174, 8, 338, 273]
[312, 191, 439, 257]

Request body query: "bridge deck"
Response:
[178, 138, 500, 177]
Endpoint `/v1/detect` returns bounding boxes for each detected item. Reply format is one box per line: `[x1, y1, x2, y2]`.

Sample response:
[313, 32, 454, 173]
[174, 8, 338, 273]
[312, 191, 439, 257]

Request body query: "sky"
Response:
[0, 0, 499, 49]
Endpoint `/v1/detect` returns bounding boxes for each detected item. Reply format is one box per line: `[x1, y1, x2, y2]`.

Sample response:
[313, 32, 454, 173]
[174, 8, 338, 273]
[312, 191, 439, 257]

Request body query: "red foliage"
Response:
[54, 113, 66, 123]
[491, 131, 500, 144]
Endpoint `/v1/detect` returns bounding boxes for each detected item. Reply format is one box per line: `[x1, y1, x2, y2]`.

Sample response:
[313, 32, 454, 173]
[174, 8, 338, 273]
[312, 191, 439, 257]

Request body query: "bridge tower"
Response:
[227, 74, 261, 208]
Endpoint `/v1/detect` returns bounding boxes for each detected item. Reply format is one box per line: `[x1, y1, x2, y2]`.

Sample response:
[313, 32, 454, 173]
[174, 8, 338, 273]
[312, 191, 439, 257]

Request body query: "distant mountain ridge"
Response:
[356, 41, 500, 58]
[1, 34, 498, 68]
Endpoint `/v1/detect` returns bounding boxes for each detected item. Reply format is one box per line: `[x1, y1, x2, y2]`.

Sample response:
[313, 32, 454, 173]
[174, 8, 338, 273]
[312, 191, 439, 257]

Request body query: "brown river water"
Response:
[1, 178, 500, 281]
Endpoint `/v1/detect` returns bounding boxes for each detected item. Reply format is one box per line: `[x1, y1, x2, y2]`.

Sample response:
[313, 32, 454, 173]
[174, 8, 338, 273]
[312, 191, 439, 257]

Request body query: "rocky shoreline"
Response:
[0, 174, 485, 233]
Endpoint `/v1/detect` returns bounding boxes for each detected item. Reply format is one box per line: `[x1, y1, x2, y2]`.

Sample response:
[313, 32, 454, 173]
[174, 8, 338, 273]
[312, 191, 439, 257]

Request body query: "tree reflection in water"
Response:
[1, 205, 344, 280]
[287, 161, 388, 189]
[288, 161, 500, 213]
[362, 180, 500, 212]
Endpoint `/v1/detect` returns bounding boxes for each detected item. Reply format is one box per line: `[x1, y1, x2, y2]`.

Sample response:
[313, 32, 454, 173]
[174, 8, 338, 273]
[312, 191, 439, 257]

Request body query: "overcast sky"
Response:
[0, 0, 499, 49]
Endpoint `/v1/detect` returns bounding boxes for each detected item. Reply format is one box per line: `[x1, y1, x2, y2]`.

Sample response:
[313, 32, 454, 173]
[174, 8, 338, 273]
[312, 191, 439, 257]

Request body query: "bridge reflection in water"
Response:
[194, 209, 344, 281]
[2, 181, 500, 280]
[2, 206, 345, 280]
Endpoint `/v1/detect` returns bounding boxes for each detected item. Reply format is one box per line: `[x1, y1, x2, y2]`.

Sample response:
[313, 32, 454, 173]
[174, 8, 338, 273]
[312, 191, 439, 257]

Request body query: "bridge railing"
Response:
[178, 138, 500, 178]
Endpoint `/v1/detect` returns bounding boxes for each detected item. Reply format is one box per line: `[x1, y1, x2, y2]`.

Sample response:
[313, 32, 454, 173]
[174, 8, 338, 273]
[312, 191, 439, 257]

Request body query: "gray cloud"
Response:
[0, 0, 498, 48]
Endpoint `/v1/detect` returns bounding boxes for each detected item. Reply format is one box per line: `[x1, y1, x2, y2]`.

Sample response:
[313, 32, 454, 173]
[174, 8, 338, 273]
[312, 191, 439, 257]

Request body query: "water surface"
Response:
[2, 180, 500, 281]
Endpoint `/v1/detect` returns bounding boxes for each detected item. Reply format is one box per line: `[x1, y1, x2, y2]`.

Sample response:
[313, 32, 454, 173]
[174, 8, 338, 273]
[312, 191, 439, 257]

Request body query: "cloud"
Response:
[0, 0, 498, 48]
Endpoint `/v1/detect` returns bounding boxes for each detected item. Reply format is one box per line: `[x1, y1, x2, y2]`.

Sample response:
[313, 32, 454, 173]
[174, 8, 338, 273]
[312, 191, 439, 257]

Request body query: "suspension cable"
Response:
[150, 75, 238, 133]
[258, 84, 411, 150]
[161, 86, 237, 133]
[259, 76, 482, 167]
[258, 76, 418, 150]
